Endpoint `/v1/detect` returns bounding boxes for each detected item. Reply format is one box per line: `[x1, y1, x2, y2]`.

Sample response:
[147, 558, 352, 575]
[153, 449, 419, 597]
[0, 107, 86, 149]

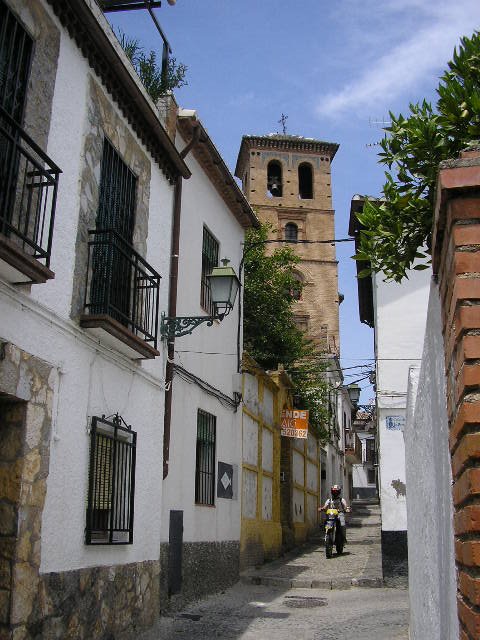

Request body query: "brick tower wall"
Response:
[236, 137, 340, 352]
[432, 149, 480, 640]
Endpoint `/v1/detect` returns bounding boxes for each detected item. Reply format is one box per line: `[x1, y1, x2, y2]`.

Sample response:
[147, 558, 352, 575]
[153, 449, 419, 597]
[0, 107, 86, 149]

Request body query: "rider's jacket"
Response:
[323, 497, 348, 512]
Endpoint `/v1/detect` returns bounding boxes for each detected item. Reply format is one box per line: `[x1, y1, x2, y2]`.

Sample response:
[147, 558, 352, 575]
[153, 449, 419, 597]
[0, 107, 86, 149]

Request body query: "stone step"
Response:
[240, 574, 384, 590]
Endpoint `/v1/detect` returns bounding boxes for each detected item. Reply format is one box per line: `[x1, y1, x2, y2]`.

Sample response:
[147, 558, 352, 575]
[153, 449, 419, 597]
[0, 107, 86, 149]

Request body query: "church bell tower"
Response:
[235, 134, 340, 354]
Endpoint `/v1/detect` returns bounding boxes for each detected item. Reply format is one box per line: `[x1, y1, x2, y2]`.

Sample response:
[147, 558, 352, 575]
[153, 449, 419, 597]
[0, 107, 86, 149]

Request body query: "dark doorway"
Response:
[168, 510, 183, 596]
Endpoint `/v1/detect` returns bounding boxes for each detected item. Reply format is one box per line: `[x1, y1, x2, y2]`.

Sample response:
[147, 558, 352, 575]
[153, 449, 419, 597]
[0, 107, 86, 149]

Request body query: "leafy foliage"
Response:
[356, 31, 480, 282]
[116, 30, 187, 100]
[243, 224, 331, 441]
[243, 224, 306, 369]
[289, 357, 331, 442]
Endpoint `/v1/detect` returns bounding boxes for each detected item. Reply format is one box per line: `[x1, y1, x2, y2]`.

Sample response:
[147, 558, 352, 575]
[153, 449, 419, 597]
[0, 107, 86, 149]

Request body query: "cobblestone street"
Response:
[140, 501, 409, 639]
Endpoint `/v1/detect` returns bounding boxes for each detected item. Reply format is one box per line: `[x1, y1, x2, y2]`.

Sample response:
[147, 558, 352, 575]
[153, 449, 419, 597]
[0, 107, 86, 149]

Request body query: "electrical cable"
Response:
[172, 364, 238, 410]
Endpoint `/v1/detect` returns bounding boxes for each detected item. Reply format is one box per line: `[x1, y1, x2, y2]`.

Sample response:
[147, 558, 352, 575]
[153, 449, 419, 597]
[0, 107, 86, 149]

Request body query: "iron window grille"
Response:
[195, 409, 216, 506]
[86, 414, 137, 545]
[0, 0, 33, 124]
[200, 226, 219, 315]
[84, 228, 161, 347]
[83, 139, 160, 348]
[0, 3, 61, 268]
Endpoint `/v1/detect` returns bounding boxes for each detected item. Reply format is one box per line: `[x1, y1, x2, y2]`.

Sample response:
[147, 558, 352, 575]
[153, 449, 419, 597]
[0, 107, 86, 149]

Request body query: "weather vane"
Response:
[278, 113, 288, 135]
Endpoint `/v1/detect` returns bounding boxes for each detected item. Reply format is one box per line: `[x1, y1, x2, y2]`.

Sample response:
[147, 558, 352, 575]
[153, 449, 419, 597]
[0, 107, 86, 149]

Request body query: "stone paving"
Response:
[240, 500, 384, 590]
[138, 500, 409, 639]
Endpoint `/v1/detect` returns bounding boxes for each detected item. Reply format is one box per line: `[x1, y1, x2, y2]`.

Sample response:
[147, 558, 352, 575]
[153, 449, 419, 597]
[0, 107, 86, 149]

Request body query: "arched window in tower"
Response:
[298, 162, 313, 199]
[291, 271, 303, 301]
[285, 222, 298, 243]
[267, 160, 283, 197]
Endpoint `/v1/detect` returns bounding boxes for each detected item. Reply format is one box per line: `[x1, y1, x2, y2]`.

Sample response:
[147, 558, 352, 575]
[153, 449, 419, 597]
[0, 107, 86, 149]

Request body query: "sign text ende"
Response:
[280, 409, 309, 439]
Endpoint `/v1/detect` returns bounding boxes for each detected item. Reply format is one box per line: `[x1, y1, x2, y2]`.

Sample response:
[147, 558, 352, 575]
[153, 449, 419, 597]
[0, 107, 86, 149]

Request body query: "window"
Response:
[195, 409, 216, 506]
[90, 139, 137, 324]
[291, 271, 303, 301]
[267, 160, 282, 197]
[201, 226, 219, 314]
[298, 163, 313, 199]
[366, 438, 375, 463]
[367, 468, 376, 485]
[0, 1, 33, 123]
[285, 222, 298, 243]
[86, 415, 137, 544]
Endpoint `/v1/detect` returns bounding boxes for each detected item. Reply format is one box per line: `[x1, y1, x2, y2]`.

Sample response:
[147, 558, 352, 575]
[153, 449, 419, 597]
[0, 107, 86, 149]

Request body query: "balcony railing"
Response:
[81, 229, 160, 358]
[0, 106, 61, 280]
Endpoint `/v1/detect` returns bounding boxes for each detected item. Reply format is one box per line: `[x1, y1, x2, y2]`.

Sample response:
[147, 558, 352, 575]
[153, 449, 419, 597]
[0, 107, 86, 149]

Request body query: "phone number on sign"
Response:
[281, 428, 308, 439]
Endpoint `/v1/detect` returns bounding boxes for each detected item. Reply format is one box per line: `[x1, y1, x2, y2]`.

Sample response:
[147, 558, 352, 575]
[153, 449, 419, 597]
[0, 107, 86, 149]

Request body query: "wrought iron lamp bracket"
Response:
[160, 312, 226, 339]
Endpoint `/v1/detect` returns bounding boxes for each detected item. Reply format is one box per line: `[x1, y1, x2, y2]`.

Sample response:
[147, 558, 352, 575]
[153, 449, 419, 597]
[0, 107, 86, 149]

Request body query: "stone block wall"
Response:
[432, 149, 480, 640]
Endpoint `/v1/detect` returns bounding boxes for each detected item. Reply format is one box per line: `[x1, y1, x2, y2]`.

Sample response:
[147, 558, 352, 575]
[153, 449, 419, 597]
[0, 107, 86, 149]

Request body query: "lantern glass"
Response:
[347, 383, 361, 405]
[207, 259, 240, 315]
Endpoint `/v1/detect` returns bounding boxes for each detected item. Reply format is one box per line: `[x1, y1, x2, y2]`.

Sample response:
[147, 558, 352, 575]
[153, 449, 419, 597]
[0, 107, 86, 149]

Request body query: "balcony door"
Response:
[0, 1, 33, 231]
[91, 139, 137, 326]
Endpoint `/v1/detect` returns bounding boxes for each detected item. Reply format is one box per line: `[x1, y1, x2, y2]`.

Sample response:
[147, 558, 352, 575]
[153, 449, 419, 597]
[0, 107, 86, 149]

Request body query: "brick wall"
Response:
[432, 149, 480, 640]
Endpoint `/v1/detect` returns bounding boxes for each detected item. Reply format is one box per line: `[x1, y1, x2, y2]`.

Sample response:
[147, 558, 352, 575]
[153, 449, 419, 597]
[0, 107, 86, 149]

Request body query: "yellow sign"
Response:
[280, 409, 309, 439]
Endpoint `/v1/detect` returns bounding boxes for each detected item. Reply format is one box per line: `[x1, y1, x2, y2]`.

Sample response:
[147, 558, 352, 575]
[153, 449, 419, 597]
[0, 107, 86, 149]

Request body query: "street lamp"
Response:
[161, 258, 240, 339]
[347, 383, 361, 406]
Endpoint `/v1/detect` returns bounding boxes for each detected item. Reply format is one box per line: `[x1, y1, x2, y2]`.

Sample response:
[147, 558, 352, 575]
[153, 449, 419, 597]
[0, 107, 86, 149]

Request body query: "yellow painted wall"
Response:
[240, 355, 292, 569]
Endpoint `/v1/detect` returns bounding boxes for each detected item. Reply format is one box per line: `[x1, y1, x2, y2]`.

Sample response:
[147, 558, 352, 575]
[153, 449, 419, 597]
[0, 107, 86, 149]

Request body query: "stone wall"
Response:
[159, 541, 239, 613]
[0, 341, 161, 639]
[432, 148, 480, 640]
[34, 561, 159, 640]
[0, 341, 54, 640]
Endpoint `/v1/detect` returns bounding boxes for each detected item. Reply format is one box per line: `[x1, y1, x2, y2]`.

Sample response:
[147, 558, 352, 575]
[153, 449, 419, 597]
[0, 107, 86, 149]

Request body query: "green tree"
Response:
[243, 224, 330, 441]
[243, 224, 307, 370]
[356, 31, 480, 282]
[116, 30, 187, 101]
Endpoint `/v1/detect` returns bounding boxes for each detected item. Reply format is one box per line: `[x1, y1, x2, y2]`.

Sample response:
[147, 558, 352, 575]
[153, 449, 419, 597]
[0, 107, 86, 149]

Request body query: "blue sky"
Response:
[109, 0, 480, 401]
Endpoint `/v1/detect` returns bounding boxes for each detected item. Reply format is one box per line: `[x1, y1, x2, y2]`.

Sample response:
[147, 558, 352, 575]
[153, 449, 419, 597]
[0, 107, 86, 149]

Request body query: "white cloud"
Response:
[316, 0, 480, 119]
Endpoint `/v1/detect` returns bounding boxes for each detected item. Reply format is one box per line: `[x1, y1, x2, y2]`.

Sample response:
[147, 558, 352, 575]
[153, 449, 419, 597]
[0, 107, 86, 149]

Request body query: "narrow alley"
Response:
[139, 500, 409, 639]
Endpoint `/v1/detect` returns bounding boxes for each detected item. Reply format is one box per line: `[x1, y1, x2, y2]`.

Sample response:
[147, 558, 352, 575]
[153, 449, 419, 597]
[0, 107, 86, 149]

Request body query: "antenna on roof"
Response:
[278, 113, 288, 135]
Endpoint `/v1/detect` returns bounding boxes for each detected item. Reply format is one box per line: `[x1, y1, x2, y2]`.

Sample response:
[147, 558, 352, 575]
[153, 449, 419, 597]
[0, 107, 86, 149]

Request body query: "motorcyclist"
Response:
[318, 484, 351, 543]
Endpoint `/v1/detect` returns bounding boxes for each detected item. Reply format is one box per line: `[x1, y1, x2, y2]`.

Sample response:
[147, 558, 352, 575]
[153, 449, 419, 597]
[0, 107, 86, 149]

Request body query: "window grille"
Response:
[200, 227, 219, 315]
[0, 1, 33, 124]
[86, 415, 137, 544]
[90, 139, 137, 325]
[285, 223, 298, 243]
[195, 409, 216, 506]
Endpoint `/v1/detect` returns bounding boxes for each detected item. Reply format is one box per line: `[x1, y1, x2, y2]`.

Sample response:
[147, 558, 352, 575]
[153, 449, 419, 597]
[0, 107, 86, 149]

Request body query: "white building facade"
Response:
[0, 0, 190, 637]
[159, 113, 257, 609]
[349, 197, 431, 583]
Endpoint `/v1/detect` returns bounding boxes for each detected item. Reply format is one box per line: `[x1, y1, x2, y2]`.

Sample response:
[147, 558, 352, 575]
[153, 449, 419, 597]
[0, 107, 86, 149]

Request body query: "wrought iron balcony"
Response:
[80, 229, 161, 359]
[0, 106, 61, 284]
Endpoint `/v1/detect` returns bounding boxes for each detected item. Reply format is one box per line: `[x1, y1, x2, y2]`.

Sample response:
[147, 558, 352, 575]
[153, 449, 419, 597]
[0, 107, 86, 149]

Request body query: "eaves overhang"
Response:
[235, 134, 339, 179]
[46, 0, 191, 184]
[177, 116, 259, 229]
[349, 195, 375, 328]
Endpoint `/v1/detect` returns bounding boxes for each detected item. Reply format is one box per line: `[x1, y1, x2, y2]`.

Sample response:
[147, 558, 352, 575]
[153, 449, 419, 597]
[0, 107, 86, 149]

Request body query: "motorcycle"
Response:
[324, 507, 344, 558]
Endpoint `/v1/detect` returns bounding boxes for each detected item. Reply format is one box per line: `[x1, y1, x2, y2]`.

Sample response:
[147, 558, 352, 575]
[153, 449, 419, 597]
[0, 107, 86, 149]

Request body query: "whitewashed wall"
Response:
[0, 2, 175, 572]
[373, 266, 431, 532]
[405, 283, 458, 640]
[160, 131, 244, 544]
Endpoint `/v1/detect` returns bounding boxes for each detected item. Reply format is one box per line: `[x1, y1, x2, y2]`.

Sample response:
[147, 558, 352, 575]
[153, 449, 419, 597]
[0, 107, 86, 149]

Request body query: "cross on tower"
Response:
[278, 113, 288, 135]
